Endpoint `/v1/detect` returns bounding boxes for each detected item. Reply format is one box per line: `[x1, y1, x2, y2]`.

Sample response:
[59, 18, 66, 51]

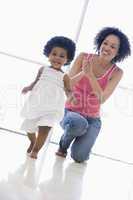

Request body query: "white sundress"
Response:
[21, 66, 66, 126]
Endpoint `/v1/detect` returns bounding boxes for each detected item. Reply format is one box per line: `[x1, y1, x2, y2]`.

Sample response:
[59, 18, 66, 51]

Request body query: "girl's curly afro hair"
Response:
[43, 36, 76, 65]
[94, 27, 131, 63]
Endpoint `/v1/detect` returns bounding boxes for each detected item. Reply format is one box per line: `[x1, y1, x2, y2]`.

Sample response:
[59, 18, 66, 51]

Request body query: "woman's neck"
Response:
[97, 56, 112, 69]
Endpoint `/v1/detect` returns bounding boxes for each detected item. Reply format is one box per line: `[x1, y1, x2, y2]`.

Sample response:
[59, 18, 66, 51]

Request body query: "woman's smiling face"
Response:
[99, 34, 120, 61]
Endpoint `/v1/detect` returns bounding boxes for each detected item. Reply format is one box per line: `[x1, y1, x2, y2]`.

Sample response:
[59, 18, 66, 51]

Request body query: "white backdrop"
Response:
[0, 0, 133, 163]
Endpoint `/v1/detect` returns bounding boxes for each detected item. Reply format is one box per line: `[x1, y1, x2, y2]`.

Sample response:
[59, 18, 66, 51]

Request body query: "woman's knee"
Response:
[60, 111, 88, 136]
[71, 150, 89, 163]
[70, 137, 91, 162]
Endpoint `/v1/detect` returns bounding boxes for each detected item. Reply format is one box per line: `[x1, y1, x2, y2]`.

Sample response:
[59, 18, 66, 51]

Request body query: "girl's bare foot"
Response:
[27, 142, 35, 154]
[55, 148, 67, 158]
[27, 133, 36, 155]
[30, 151, 38, 159]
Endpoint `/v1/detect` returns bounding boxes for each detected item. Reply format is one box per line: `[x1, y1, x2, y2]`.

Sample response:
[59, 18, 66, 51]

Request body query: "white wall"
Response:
[0, 0, 133, 163]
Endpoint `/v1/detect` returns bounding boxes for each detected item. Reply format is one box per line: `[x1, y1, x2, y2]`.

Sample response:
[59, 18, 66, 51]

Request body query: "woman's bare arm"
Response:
[68, 52, 87, 86]
[100, 68, 123, 103]
[69, 52, 123, 104]
[84, 63, 123, 104]
[68, 52, 86, 77]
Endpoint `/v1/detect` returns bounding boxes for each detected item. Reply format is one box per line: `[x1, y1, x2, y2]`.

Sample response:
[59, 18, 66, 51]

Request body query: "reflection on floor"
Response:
[0, 131, 133, 200]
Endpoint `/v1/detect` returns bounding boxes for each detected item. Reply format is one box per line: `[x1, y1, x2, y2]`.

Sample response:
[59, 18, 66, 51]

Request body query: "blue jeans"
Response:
[59, 109, 101, 162]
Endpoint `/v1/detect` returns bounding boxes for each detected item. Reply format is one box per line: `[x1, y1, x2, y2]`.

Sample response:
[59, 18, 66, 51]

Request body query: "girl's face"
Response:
[48, 47, 68, 69]
[99, 34, 120, 62]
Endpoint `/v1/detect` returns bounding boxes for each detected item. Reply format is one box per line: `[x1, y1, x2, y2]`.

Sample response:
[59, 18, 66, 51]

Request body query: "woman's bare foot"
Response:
[30, 151, 38, 159]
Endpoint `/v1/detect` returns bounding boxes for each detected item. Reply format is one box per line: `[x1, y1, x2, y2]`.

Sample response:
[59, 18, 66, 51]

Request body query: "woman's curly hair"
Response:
[94, 27, 131, 63]
[43, 36, 76, 65]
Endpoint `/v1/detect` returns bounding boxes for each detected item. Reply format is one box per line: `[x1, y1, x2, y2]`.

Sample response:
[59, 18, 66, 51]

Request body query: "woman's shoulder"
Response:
[110, 64, 123, 80]
[114, 64, 123, 74]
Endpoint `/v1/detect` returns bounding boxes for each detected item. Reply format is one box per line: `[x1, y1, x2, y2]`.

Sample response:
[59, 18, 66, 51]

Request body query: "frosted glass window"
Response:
[0, 0, 84, 63]
[0, 0, 133, 163]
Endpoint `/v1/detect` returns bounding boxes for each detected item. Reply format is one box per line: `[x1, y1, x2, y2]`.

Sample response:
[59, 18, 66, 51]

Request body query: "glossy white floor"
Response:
[0, 130, 133, 200]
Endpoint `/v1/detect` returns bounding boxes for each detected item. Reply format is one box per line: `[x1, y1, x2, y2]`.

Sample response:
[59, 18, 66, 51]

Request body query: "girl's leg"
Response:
[21, 118, 37, 154]
[56, 110, 88, 157]
[27, 132, 36, 154]
[30, 126, 51, 159]
[71, 118, 101, 163]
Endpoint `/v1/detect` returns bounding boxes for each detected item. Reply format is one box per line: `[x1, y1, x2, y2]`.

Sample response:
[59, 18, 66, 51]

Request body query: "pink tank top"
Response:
[66, 54, 118, 118]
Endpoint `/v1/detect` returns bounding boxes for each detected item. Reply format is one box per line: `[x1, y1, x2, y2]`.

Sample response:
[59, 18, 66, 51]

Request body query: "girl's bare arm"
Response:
[63, 74, 77, 104]
[22, 66, 44, 93]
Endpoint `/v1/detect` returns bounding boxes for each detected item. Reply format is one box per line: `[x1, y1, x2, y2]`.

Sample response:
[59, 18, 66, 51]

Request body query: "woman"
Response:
[56, 27, 131, 163]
